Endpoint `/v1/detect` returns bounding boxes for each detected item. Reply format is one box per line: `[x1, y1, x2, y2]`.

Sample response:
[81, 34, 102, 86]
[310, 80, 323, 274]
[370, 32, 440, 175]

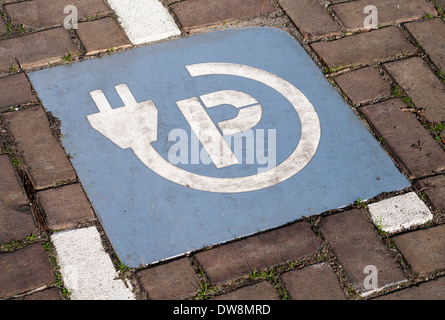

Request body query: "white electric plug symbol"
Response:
[86, 63, 320, 194]
[87, 84, 158, 150]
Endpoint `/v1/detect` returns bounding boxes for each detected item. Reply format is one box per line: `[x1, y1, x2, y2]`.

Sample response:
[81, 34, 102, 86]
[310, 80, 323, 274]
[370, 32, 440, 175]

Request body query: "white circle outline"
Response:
[132, 63, 321, 193]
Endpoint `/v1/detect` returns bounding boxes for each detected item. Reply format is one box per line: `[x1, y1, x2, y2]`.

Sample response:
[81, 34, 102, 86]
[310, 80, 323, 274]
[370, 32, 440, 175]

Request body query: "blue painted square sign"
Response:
[29, 28, 410, 267]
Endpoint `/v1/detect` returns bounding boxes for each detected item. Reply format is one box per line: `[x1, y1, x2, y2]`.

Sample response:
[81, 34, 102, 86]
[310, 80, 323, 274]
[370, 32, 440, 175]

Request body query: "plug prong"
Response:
[115, 84, 138, 106]
[90, 90, 113, 113]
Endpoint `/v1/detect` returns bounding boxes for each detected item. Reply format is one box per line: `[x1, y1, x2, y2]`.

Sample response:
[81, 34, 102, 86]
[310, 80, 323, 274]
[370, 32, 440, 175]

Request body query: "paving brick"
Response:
[51, 226, 135, 300]
[383, 57, 445, 123]
[195, 222, 321, 285]
[76, 17, 131, 55]
[392, 224, 445, 275]
[376, 276, 445, 300]
[333, 66, 391, 105]
[416, 174, 445, 211]
[360, 99, 445, 179]
[0, 205, 38, 244]
[0, 244, 55, 298]
[0, 154, 27, 208]
[136, 258, 200, 300]
[36, 183, 95, 231]
[320, 209, 406, 294]
[5, 0, 112, 29]
[311, 27, 415, 69]
[0, 155, 38, 244]
[3, 106, 77, 189]
[0, 52, 16, 77]
[405, 18, 445, 72]
[0, 73, 37, 111]
[332, 0, 436, 32]
[0, 28, 78, 73]
[279, 0, 341, 40]
[212, 281, 279, 300]
[280, 263, 346, 300]
[170, 0, 276, 31]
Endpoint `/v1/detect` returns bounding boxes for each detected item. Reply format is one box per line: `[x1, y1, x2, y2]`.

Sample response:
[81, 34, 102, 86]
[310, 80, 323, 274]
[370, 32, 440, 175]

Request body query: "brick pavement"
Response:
[0, 0, 444, 300]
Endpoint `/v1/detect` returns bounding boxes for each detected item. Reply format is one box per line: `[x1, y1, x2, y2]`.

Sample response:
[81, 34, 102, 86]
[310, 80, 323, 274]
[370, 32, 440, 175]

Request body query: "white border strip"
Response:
[106, 0, 181, 45]
[368, 192, 433, 234]
[51, 226, 135, 300]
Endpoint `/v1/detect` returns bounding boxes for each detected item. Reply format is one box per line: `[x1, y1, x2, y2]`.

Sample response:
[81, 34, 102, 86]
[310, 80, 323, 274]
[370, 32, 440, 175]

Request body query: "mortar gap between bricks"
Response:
[274, 2, 314, 44]
[306, 24, 389, 46]
[0, 231, 48, 254]
[21, 170, 51, 234]
[189, 254, 209, 283]
[67, 28, 86, 59]
[0, 102, 41, 115]
[159, 0, 184, 34]
[272, 272, 292, 300]
[190, 256, 219, 300]
[315, 238, 359, 299]
[1, 24, 69, 41]
[42, 237, 72, 299]
[0, 125, 50, 233]
[322, 0, 347, 33]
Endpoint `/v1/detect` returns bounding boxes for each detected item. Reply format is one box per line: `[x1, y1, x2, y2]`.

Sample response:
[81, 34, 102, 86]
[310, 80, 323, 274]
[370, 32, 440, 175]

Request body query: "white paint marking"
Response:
[176, 97, 239, 168]
[218, 104, 263, 136]
[115, 84, 138, 106]
[200, 90, 258, 109]
[106, 0, 181, 45]
[368, 192, 433, 234]
[51, 227, 135, 300]
[90, 90, 112, 113]
[200, 90, 263, 136]
[88, 63, 321, 193]
[88, 85, 158, 149]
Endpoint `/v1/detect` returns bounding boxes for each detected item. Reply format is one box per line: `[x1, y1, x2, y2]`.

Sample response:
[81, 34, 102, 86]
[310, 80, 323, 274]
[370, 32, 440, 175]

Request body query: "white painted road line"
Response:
[106, 0, 181, 45]
[368, 192, 433, 234]
[51, 226, 135, 300]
